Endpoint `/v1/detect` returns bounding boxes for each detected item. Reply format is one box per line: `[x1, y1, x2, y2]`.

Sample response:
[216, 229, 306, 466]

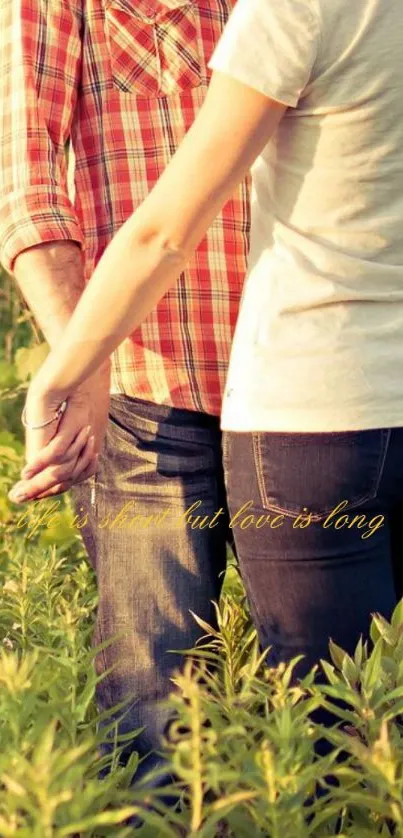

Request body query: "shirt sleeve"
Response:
[208, 0, 320, 108]
[0, 0, 84, 274]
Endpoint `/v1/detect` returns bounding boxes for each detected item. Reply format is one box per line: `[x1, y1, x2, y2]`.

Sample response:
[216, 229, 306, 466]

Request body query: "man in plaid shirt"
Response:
[0, 0, 249, 785]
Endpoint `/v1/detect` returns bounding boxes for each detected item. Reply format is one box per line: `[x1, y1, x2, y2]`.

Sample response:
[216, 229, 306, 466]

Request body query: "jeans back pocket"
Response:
[104, 0, 202, 96]
[252, 430, 390, 521]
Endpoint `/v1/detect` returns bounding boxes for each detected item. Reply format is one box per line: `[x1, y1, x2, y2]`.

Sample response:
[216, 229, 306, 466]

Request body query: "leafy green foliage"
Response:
[3, 269, 403, 835]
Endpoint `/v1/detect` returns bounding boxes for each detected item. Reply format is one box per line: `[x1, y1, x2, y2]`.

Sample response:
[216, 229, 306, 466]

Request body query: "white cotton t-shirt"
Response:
[208, 0, 403, 432]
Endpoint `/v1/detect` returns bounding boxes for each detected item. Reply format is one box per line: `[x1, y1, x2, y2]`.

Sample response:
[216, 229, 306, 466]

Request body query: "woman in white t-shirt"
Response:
[11, 0, 403, 681]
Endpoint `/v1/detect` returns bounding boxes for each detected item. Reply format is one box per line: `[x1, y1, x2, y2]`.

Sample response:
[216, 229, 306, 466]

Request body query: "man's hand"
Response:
[8, 361, 111, 503]
[7, 241, 111, 503]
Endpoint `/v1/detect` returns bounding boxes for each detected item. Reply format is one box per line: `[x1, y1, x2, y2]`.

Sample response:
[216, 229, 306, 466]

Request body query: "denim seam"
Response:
[90, 471, 116, 710]
[96, 622, 115, 710]
[89, 472, 97, 517]
[221, 431, 229, 473]
[86, 463, 113, 705]
[373, 428, 392, 494]
[252, 430, 390, 522]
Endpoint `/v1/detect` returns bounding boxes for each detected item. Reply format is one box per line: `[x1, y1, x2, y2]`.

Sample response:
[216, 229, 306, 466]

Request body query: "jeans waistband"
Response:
[109, 393, 221, 432]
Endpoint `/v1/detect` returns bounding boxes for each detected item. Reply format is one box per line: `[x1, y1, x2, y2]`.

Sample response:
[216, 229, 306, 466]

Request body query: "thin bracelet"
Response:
[21, 398, 68, 430]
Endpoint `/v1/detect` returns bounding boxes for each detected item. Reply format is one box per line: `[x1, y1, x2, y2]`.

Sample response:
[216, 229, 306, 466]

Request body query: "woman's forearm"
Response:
[35, 217, 187, 397]
[33, 73, 286, 400]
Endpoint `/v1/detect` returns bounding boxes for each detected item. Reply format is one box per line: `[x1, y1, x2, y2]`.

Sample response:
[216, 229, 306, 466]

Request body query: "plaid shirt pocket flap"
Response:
[104, 0, 202, 95]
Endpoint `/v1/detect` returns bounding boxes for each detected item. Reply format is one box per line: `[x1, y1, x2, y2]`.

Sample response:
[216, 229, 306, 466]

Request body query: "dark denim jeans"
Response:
[223, 428, 403, 678]
[71, 395, 231, 786]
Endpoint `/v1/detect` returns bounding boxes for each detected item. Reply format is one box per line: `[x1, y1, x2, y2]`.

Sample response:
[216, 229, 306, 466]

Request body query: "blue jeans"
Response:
[71, 395, 230, 785]
[223, 428, 403, 678]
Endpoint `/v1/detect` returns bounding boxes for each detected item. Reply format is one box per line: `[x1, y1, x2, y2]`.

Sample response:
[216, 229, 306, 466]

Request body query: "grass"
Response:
[2, 498, 403, 836]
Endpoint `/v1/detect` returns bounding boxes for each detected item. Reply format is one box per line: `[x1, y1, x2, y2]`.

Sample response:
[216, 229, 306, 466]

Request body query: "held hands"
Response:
[8, 362, 111, 504]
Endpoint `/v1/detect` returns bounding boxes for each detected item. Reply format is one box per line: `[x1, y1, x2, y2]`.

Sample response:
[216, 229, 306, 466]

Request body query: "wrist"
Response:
[27, 379, 70, 406]
[28, 354, 71, 403]
[22, 375, 70, 432]
[77, 359, 112, 395]
[30, 355, 111, 401]
[21, 394, 68, 430]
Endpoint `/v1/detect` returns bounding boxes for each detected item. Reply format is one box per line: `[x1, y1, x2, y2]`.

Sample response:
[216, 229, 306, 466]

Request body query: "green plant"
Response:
[3, 268, 403, 836]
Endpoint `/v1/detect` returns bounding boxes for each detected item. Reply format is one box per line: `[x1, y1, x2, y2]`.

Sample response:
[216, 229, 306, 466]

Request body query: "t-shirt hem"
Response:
[220, 404, 403, 433]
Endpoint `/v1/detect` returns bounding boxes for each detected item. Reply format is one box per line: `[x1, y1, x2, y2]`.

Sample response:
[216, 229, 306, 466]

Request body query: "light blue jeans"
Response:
[71, 394, 231, 786]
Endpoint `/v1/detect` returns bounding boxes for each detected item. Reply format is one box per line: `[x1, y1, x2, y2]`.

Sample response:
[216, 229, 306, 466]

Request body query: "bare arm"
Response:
[13, 239, 111, 385]
[0, 0, 110, 455]
[13, 242, 85, 348]
[7, 71, 286, 503]
[35, 71, 287, 399]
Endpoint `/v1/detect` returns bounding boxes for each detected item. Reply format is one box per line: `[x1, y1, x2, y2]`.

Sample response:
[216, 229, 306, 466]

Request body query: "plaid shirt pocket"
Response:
[104, 0, 203, 96]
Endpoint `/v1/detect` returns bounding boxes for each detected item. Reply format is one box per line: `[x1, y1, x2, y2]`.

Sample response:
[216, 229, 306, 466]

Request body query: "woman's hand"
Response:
[8, 362, 111, 504]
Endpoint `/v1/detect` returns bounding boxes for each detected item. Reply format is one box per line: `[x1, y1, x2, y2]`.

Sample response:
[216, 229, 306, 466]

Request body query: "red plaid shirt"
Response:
[0, 0, 250, 416]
